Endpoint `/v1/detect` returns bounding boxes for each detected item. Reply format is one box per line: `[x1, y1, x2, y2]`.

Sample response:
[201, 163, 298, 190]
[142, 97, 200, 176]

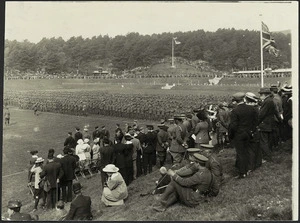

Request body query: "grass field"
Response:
[2, 107, 293, 221]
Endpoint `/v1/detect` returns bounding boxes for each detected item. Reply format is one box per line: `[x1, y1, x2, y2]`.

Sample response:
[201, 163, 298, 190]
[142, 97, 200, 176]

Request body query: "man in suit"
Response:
[229, 92, 258, 179]
[5, 200, 36, 221]
[64, 132, 77, 149]
[143, 125, 157, 175]
[74, 127, 83, 143]
[135, 127, 147, 177]
[258, 88, 280, 162]
[99, 138, 115, 189]
[40, 153, 64, 209]
[64, 182, 93, 220]
[60, 147, 77, 203]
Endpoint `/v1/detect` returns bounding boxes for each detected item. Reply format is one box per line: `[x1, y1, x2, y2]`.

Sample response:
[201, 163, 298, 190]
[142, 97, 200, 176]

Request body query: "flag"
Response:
[262, 21, 279, 56]
[173, 37, 181, 45]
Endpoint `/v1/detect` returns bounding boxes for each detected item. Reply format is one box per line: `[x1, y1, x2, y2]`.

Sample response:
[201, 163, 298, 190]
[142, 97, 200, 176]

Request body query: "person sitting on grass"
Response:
[153, 167, 171, 195]
[64, 182, 93, 220]
[101, 164, 128, 207]
[5, 200, 37, 221]
[153, 153, 219, 212]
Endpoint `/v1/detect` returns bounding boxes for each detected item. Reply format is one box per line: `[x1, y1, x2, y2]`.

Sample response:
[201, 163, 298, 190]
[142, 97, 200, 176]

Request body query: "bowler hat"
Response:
[73, 182, 82, 193]
[103, 164, 119, 173]
[8, 200, 22, 209]
[258, 87, 271, 94]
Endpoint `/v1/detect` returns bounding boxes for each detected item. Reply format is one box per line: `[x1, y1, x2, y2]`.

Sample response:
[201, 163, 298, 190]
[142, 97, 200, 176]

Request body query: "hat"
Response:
[94, 138, 99, 143]
[193, 108, 200, 113]
[146, 124, 154, 129]
[84, 138, 89, 143]
[124, 133, 133, 140]
[103, 164, 119, 173]
[186, 114, 192, 119]
[35, 157, 44, 163]
[245, 92, 258, 102]
[167, 118, 174, 122]
[84, 127, 88, 131]
[193, 153, 209, 164]
[270, 85, 278, 91]
[187, 148, 201, 153]
[73, 182, 82, 193]
[159, 167, 167, 175]
[200, 144, 214, 149]
[157, 124, 165, 129]
[281, 85, 292, 93]
[258, 87, 271, 95]
[75, 127, 80, 131]
[232, 92, 245, 101]
[57, 154, 64, 159]
[77, 140, 83, 145]
[160, 119, 165, 124]
[7, 200, 22, 209]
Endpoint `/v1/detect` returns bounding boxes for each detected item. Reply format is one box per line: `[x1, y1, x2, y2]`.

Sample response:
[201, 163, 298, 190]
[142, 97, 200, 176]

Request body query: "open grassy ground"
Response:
[2, 107, 293, 221]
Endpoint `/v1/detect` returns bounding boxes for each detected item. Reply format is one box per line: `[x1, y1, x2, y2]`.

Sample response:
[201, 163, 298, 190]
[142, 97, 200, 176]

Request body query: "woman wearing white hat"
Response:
[101, 164, 128, 206]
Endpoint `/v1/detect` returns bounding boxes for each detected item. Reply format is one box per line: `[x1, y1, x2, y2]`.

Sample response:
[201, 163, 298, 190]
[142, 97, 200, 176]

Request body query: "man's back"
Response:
[60, 155, 76, 181]
[9, 212, 33, 221]
[65, 194, 92, 220]
[99, 145, 114, 169]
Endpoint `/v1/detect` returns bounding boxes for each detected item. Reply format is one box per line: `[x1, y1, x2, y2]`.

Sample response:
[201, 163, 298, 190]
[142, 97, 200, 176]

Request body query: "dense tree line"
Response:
[4, 28, 291, 75]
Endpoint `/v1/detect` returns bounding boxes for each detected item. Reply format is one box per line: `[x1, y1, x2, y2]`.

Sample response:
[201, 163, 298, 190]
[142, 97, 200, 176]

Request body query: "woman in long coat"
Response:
[101, 164, 128, 206]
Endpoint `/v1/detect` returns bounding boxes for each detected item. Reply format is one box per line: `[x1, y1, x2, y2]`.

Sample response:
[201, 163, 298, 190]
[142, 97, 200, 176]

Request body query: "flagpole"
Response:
[260, 15, 264, 87]
[171, 38, 175, 68]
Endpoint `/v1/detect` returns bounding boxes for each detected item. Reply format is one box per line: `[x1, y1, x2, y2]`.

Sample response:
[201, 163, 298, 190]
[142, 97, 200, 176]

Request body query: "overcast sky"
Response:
[5, 1, 298, 43]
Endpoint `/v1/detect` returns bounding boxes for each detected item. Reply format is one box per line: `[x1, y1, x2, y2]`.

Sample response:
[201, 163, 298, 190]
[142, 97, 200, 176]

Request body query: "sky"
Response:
[4, 1, 298, 43]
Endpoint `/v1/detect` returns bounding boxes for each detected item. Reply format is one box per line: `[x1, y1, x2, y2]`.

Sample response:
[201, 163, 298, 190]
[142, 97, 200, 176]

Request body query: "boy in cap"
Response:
[153, 153, 217, 212]
[64, 182, 93, 220]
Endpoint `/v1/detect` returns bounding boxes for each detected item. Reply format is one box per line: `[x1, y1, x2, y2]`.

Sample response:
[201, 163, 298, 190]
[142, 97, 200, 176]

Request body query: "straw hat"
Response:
[35, 157, 44, 163]
[103, 164, 119, 173]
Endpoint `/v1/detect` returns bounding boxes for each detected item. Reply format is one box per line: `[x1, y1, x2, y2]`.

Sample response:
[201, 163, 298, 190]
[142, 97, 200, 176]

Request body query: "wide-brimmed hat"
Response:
[83, 138, 89, 143]
[258, 87, 271, 95]
[245, 92, 258, 102]
[124, 133, 133, 140]
[94, 138, 99, 143]
[35, 157, 44, 163]
[103, 164, 119, 173]
[77, 139, 84, 144]
[7, 200, 22, 209]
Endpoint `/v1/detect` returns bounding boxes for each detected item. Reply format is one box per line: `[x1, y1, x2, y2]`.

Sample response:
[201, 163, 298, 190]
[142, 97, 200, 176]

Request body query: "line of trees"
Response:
[4, 28, 291, 75]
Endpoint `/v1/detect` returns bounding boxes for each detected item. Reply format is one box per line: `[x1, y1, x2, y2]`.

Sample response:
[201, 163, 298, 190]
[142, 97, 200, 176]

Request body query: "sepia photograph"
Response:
[2, 1, 298, 221]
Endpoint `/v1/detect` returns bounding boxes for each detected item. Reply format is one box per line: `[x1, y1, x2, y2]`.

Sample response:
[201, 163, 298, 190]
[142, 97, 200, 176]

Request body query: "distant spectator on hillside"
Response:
[4, 107, 10, 126]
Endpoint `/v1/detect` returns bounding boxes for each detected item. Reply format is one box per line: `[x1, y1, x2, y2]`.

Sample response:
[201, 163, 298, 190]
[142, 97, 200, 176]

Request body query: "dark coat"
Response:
[40, 161, 64, 188]
[8, 212, 34, 221]
[229, 103, 258, 140]
[113, 143, 130, 169]
[143, 131, 157, 153]
[74, 131, 83, 143]
[60, 155, 77, 182]
[64, 136, 77, 149]
[99, 145, 115, 169]
[258, 95, 277, 132]
[92, 129, 101, 140]
[64, 194, 93, 220]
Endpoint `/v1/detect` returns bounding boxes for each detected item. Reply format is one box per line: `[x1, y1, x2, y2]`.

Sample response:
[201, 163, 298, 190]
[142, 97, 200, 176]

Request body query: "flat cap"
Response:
[232, 92, 245, 101]
[8, 200, 22, 209]
[245, 92, 258, 102]
[193, 153, 209, 164]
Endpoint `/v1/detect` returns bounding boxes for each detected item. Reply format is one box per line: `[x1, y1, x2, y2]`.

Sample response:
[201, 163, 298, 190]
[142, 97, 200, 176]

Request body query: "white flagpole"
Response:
[260, 15, 264, 87]
[172, 38, 175, 68]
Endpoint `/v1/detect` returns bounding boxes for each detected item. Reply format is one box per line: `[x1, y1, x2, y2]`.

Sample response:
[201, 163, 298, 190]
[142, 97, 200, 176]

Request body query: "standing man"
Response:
[258, 88, 280, 163]
[64, 132, 77, 149]
[60, 147, 77, 203]
[229, 92, 257, 179]
[4, 107, 10, 126]
[74, 127, 83, 144]
[64, 182, 93, 220]
[281, 85, 292, 143]
[40, 153, 64, 210]
[99, 138, 115, 189]
[156, 124, 169, 167]
[169, 115, 188, 168]
[128, 132, 142, 180]
[143, 125, 157, 175]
